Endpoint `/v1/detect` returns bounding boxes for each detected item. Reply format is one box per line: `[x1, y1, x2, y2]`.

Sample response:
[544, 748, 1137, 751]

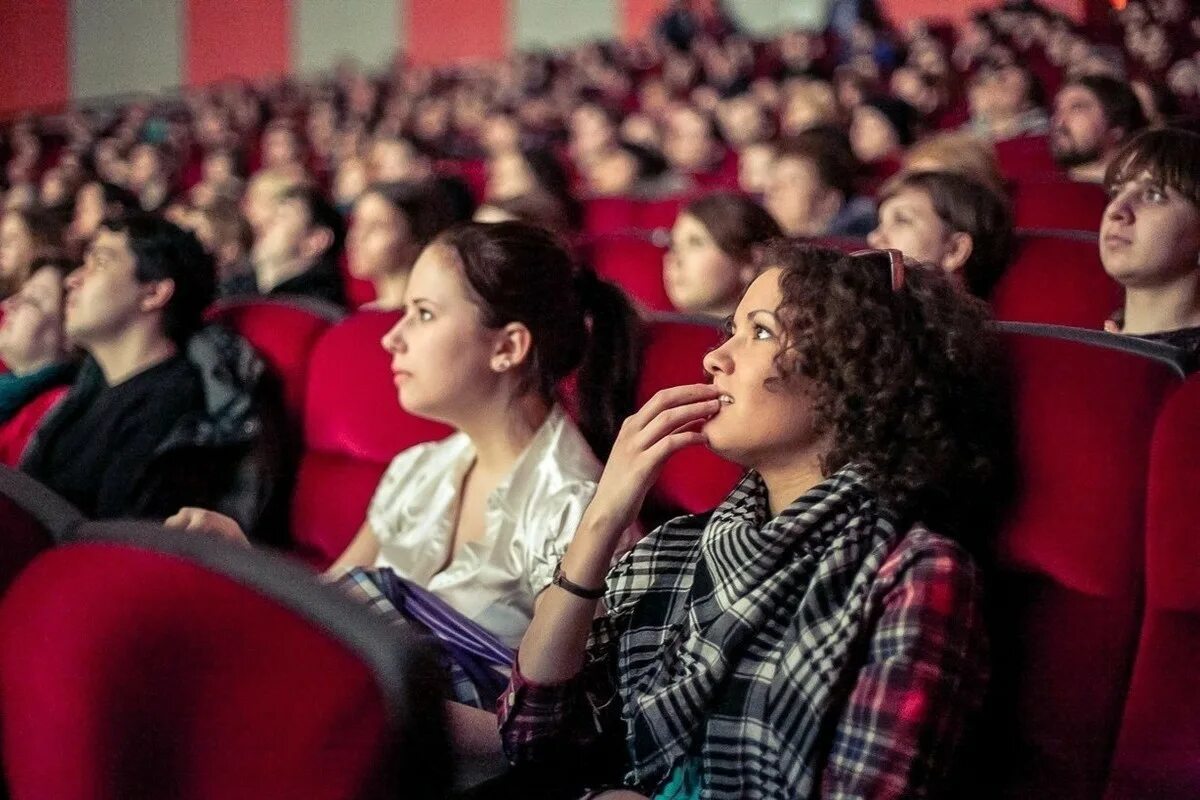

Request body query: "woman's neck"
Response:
[1122, 274, 1200, 335]
[459, 393, 553, 475]
[757, 445, 830, 517]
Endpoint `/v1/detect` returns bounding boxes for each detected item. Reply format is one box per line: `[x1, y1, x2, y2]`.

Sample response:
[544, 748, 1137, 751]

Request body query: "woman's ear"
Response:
[491, 321, 532, 373]
[940, 231, 975, 273]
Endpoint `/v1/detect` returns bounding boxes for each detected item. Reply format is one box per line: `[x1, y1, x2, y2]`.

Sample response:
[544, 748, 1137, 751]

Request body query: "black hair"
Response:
[99, 213, 215, 345]
[278, 185, 345, 259]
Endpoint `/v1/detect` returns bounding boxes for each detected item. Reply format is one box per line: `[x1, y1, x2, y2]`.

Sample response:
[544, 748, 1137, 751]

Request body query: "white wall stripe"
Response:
[70, 0, 183, 102]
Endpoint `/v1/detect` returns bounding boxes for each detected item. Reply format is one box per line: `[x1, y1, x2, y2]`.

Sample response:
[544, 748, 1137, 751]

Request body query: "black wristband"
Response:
[552, 561, 606, 600]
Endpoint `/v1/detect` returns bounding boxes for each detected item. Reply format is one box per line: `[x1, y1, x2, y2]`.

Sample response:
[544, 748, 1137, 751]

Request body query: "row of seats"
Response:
[0, 468, 451, 799]
[1, 297, 1195, 798]
[585, 230, 1123, 329]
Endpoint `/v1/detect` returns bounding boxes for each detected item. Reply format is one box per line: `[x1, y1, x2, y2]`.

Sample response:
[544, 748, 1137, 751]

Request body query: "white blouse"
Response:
[367, 405, 602, 650]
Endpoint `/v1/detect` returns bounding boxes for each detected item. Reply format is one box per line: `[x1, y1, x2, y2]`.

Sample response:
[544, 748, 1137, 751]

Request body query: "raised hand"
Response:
[164, 507, 251, 547]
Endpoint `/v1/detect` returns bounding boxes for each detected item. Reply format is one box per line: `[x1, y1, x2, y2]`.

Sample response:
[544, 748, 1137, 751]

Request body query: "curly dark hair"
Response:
[765, 241, 1013, 547]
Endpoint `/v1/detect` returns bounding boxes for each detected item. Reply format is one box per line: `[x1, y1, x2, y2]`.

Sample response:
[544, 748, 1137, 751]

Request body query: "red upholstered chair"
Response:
[206, 297, 344, 434]
[1105, 374, 1200, 800]
[1010, 177, 1109, 232]
[584, 197, 640, 236]
[991, 232, 1122, 328]
[0, 384, 68, 466]
[637, 315, 743, 524]
[293, 311, 452, 567]
[0, 466, 82, 599]
[588, 233, 676, 312]
[0, 522, 448, 800]
[636, 195, 689, 231]
[994, 134, 1059, 180]
[980, 322, 1185, 800]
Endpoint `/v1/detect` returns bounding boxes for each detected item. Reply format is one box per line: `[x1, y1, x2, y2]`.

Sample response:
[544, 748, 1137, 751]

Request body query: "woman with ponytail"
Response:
[169, 221, 642, 710]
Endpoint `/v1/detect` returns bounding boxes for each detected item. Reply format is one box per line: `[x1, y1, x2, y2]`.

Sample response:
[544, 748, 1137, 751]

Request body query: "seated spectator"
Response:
[0, 258, 77, 465]
[169, 221, 642, 707]
[663, 192, 781, 318]
[568, 102, 621, 173]
[348, 181, 456, 309]
[736, 140, 775, 195]
[966, 62, 1050, 142]
[662, 103, 728, 181]
[779, 78, 843, 137]
[869, 170, 1014, 299]
[222, 185, 347, 308]
[1100, 128, 1200, 371]
[127, 142, 174, 212]
[240, 168, 303, 244]
[485, 146, 581, 233]
[764, 130, 877, 237]
[901, 131, 1007, 194]
[22, 215, 278, 532]
[581, 141, 672, 198]
[259, 120, 307, 181]
[1051, 75, 1149, 183]
[0, 208, 64, 298]
[69, 180, 140, 256]
[501, 241, 1007, 798]
[850, 97, 918, 167]
[369, 134, 475, 223]
[181, 199, 253, 284]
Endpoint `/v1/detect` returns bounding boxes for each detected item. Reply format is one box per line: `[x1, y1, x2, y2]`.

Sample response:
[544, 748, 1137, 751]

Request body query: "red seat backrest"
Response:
[584, 197, 640, 236]
[292, 311, 452, 567]
[636, 195, 689, 231]
[206, 298, 343, 433]
[1106, 374, 1200, 800]
[0, 385, 68, 467]
[994, 134, 1060, 180]
[636, 317, 743, 523]
[589, 234, 676, 313]
[991, 233, 1122, 328]
[0, 526, 448, 800]
[981, 325, 1183, 800]
[1011, 178, 1109, 232]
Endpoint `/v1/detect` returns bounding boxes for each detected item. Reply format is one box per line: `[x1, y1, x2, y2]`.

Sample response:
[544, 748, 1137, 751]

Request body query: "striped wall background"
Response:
[0, 0, 1087, 115]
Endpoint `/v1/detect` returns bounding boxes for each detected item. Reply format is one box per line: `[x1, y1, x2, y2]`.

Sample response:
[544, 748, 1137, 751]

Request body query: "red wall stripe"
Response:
[621, 0, 665, 41]
[405, 0, 509, 66]
[0, 0, 69, 116]
[184, 0, 292, 88]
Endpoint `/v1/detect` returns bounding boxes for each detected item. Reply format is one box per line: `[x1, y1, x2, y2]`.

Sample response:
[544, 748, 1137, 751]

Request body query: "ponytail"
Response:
[572, 269, 642, 460]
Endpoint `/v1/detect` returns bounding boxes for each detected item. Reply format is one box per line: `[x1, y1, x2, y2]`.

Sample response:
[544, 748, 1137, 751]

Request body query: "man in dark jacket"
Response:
[218, 185, 347, 308]
[22, 214, 281, 540]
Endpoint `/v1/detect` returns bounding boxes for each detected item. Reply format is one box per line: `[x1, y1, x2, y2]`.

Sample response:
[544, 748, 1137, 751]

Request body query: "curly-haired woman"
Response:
[490, 242, 1011, 799]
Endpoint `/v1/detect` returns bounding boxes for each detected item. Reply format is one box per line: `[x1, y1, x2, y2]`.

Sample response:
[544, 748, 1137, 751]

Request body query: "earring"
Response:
[497, 359, 511, 371]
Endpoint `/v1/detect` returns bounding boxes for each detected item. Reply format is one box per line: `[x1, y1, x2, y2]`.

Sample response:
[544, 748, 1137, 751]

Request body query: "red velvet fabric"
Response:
[338, 250, 378, 309]
[1011, 177, 1109, 232]
[636, 318, 742, 522]
[1105, 375, 1200, 799]
[983, 330, 1183, 800]
[994, 134, 1060, 180]
[589, 235, 675, 313]
[584, 197, 640, 236]
[206, 300, 336, 433]
[293, 311, 451, 567]
[991, 233, 1122, 328]
[0, 385, 67, 466]
[0, 494, 56, 601]
[0, 543, 393, 800]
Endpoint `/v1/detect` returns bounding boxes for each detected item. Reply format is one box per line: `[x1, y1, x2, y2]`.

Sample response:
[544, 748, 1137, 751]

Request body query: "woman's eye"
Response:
[1143, 187, 1166, 203]
[417, 308, 434, 322]
[753, 324, 773, 340]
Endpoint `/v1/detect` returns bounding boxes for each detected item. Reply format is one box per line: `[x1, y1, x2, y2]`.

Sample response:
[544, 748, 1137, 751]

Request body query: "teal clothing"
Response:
[653, 759, 703, 800]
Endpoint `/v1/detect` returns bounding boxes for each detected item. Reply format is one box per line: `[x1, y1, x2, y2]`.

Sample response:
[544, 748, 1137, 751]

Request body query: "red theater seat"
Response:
[588, 234, 675, 312]
[1011, 178, 1109, 232]
[636, 195, 688, 231]
[584, 197, 640, 236]
[0, 523, 448, 800]
[981, 323, 1185, 800]
[207, 297, 344, 434]
[994, 134, 1059, 180]
[992, 232, 1122, 328]
[0, 385, 68, 466]
[1106, 374, 1200, 800]
[293, 311, 452, 567]
[637, 315, 743, 523]
[0, 466, 82, 598]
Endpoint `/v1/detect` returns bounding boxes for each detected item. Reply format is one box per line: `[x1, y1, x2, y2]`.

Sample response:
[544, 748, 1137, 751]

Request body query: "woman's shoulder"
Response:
[875, 524, 983, 604]
[377, 432, 471, 490]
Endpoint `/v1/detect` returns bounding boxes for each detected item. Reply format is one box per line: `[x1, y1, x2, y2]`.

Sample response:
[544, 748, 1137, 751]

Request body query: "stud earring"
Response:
[498, 359, 511, 371]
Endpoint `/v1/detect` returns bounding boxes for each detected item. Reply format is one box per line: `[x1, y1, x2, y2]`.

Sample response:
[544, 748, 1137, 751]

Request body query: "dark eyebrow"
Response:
[747, 309, 781, 327]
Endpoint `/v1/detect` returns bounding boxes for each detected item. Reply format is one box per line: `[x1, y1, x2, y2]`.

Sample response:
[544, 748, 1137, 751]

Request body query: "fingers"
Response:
[646, 430, 708, 462]
[629, 383, 720, 429]
[637, 398, 720, 447]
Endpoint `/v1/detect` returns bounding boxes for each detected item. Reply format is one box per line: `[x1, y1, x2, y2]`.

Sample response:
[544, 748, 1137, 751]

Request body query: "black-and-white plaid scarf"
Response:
[600, 465, 902, 798]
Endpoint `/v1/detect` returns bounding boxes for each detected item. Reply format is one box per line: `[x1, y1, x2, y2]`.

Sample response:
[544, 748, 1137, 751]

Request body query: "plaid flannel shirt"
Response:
[498, 527, 988, 799]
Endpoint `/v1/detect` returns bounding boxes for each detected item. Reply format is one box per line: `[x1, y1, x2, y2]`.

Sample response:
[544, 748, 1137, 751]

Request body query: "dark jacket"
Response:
[21, 325, 286, 542]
